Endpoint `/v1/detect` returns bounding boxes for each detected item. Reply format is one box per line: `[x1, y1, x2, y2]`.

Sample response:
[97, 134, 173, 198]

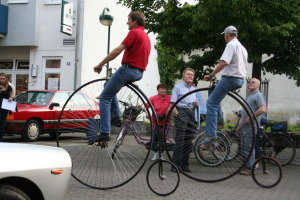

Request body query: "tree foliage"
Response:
[118, 0, 300, 86]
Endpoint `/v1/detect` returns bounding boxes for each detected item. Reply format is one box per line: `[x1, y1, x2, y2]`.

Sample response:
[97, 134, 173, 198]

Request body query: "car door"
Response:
[69, 93, 100, 131]
[48, 92, 73, 130]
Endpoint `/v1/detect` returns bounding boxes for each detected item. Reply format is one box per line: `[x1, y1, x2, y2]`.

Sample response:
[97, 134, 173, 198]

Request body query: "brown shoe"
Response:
[239, 170, 251, 176]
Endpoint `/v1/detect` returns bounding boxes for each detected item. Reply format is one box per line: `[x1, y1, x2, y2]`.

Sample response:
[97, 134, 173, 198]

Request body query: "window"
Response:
[44, 0, 61, 5]
[16, 74, 28, 95]
[7, 0, 29, 4]
[45, 73, 60, 90]
[46, 59, 61, 69]
[52, 92, 71, 107]
[15, 91, 53, 106]
[71, 93, 90, 107]
[16, 61, 29, 70]
[0, 61, 13, 69]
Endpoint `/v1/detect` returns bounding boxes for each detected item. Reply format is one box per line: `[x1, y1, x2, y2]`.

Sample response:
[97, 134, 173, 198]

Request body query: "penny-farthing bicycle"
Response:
[56, 78, 180, 196]
[56, 77, 277, 196]
[163, 80, 282, 188]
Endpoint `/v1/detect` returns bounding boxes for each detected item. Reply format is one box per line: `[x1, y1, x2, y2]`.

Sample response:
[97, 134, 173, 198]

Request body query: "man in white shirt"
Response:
[202, 25, 248, 143]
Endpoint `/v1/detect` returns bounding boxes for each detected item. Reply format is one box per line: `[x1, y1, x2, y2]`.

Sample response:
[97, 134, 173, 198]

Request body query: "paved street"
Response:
[4, 134, 300, 200]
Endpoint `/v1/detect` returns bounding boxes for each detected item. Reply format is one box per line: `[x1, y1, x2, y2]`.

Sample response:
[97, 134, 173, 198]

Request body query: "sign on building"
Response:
[60, 0, 73, 35]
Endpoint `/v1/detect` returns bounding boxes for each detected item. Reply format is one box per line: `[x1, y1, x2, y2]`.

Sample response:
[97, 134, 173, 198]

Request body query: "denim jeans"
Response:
[99, 64, 143, 134]
[241, 124, 255, 169]
[205, 76, 244, 138]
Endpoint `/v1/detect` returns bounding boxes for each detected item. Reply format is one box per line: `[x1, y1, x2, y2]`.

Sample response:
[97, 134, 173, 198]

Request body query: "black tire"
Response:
[21, 119, 41, 142]
[164, 88, 256, 183]
[56, 78, 153, 190]
[251, 156, 282, 188]
[0, 185, 31, 200]
[262, 134, 296, 166]
[193, 131, 230, 167]
[146, 160, 180, 196]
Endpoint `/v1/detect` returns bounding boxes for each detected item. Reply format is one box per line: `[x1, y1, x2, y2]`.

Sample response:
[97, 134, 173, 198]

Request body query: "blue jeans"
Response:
[242, 124, 255, 169]
[205, 76, 244, 138]
[99, 64, 143, 134]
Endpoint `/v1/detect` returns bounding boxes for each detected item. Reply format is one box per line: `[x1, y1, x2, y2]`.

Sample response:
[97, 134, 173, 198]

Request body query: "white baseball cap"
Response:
[221, 25, 238, 34]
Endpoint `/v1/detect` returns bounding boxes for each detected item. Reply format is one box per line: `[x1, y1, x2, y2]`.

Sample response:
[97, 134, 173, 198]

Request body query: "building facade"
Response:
[0, 0, 160, 97]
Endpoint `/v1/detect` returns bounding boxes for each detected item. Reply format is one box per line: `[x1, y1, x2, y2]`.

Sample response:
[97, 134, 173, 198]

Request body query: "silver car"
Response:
[0, 143, 72, 200]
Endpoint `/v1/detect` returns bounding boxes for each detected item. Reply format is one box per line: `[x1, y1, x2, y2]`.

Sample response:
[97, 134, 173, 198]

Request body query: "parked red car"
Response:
[5, 90, 99, 142]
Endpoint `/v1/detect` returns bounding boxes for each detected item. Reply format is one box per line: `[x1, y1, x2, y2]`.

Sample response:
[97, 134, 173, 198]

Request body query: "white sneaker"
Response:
[151, 152, 159, 161]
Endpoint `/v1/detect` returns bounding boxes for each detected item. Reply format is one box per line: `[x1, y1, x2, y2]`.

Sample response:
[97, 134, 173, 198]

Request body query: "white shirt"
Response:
[220, 38, 248, 78]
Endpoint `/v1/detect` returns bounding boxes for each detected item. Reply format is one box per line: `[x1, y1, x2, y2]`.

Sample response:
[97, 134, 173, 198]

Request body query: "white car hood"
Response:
[0, 143, 71, 172]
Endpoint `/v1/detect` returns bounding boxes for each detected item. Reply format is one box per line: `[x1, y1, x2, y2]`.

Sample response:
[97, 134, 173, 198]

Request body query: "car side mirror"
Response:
[49, 102, 60, 109]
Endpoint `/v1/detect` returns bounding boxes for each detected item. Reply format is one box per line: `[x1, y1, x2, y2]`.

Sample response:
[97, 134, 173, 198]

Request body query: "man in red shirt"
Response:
[146, 84, 171, 160]
[93, 11, 151, 146]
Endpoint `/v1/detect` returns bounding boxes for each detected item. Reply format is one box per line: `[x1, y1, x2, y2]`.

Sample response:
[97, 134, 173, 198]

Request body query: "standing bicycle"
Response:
[92, 11, 151, 147]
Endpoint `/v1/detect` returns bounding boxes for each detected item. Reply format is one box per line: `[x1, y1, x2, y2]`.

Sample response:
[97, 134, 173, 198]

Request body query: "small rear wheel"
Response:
[262, 134, 296, 166]
[251, 156, 282, 188]
[146, 160, 180, 196]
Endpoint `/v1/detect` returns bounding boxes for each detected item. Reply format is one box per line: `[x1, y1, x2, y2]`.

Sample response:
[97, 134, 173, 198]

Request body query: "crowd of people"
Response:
[0, 10, 265, 176]
[89, 11, 266, 173]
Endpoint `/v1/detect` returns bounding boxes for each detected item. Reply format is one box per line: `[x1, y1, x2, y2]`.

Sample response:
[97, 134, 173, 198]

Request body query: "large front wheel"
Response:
[56, 79, 153, 189]
[164, 88, 256, 183]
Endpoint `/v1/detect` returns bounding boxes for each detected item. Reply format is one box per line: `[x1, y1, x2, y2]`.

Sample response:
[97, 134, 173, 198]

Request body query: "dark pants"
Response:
[172, 108, 197, 170]
[152, 125, 165, 152]
[255, 128, 263, 159]
[0, 109, 8, 142]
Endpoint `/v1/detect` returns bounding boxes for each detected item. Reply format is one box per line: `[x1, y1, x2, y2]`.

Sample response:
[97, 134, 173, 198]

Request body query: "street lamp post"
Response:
[99, 7, 114, 77]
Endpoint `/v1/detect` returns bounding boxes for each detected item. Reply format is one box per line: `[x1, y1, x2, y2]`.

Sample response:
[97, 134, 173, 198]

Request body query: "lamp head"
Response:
[99, 7, 114, 26]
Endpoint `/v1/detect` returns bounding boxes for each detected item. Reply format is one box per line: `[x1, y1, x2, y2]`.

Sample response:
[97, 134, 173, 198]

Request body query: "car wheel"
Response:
[22, 119, 41, 142]
[0, 185, 31, 200]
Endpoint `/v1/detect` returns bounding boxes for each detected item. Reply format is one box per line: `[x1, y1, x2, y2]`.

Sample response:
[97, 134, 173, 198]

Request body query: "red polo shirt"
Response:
[148, 94, 171, 126]
[121, 26, 151, 70]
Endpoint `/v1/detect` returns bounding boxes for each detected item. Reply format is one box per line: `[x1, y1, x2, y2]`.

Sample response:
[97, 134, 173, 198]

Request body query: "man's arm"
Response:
[93, 44, 126, 73]
[244, 105, 267, 124]
[204, 60, 228, 81]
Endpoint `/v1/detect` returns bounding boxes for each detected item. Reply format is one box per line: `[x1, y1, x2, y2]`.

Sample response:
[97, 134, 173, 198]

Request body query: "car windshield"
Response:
[15, 91, 54, 106]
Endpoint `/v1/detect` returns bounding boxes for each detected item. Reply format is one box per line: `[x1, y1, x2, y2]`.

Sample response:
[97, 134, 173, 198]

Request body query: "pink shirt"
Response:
[148, 94, 171, 126]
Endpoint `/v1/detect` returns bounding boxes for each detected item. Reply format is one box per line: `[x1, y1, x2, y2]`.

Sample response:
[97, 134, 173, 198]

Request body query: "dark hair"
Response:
[128, 11, 145, 26]
[157, 83, 167, 91]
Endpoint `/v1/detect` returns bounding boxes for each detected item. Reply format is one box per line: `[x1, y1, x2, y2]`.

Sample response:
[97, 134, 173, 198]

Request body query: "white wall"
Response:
[79, 0, 160, 97]
[29, 0, 77, 90]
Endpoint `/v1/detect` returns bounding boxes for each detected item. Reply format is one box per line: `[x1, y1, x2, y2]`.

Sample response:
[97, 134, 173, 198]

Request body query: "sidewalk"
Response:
[65, 149, 300, 200]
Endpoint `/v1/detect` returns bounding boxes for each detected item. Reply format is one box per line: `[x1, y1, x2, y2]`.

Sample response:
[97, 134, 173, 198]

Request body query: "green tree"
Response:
[118, 0, 300, 86]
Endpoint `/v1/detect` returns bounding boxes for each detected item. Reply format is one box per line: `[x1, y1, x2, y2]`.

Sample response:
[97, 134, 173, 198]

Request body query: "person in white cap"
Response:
[201, 25, 248, 144]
